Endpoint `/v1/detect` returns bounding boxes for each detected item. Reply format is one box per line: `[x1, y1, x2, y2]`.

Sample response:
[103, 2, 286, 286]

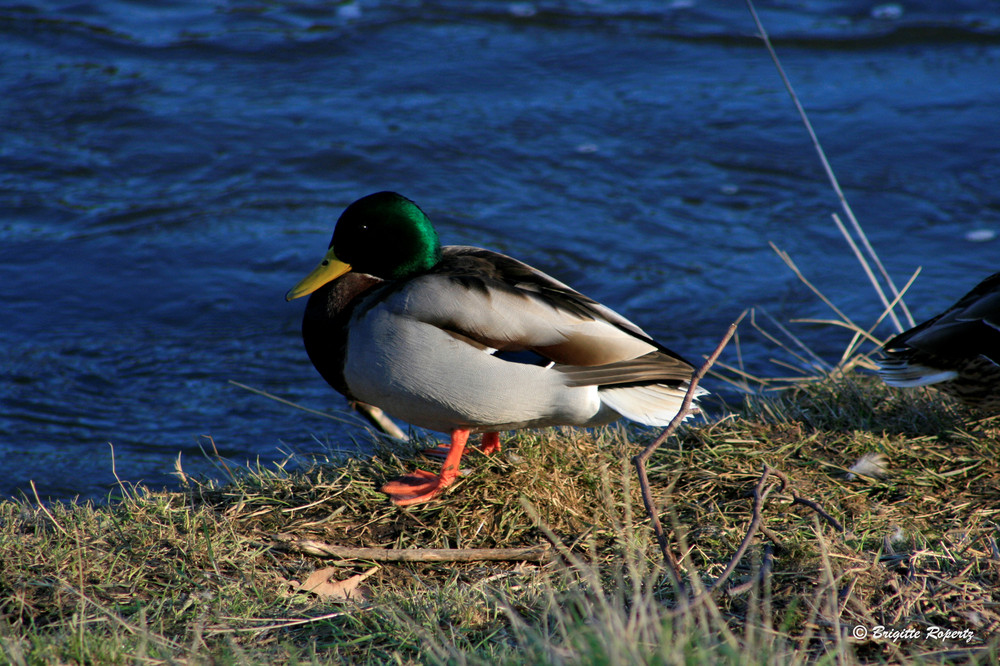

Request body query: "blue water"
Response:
[2, 1, 998, 502]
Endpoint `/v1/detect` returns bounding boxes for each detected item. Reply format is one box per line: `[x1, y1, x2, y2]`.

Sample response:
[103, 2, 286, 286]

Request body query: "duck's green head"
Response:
[285, 192, 442, 301]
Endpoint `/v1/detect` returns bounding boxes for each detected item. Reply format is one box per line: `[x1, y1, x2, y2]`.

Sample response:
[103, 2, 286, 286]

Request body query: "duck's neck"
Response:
[302, 272, 383, 399]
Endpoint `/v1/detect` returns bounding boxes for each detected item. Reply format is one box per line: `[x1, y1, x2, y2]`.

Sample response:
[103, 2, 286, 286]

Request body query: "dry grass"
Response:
[1, 373, 998, 664]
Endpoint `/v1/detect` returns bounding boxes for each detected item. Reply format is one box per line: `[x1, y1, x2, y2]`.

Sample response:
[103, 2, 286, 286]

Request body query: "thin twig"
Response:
[760, 525, 785, 549]
[273, 534, 552, 563]
[791, 496, 845, 532]
[644, 315, 746, 456]
[632, 316, 744, 588]
[708, 464, 781, 593]
[632, 459, 685, 589]
[674, 462, 846, 612]
[764, 468, 845, 533]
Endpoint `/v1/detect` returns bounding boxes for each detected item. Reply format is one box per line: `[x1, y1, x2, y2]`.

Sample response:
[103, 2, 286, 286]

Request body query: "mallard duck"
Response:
[877, 271, 1000, 411]
[287, 192, 701, 506]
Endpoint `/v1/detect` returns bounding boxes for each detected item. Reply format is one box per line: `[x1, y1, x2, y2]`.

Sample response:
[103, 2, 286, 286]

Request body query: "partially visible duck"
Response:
[287, 192, 701, 505]
[877, 272, 1000, 411]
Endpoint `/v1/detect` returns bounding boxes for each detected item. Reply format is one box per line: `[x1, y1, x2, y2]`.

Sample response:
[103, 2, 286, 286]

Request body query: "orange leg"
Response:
[422, 431, 502, 458]
[382, 428, 470, 506]
[480, 431, 501, 455]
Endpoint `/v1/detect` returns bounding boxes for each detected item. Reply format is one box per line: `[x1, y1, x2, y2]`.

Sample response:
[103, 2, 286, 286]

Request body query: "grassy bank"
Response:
[2, 374, 998, 664]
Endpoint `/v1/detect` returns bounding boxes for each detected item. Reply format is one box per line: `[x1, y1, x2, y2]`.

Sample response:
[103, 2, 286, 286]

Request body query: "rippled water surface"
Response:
[2, 0, 998, 501]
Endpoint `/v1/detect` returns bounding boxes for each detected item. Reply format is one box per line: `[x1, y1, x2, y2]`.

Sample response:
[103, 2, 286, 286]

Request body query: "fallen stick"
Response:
[273, 534, 552, 563]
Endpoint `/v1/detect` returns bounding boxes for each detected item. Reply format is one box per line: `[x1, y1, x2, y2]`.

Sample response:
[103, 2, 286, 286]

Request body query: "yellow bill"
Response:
[285, 247, 352, 301]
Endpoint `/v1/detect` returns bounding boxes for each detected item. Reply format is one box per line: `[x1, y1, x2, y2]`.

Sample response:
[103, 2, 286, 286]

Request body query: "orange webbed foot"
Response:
[382, 428, 471, 506]
[480, 431, 501, 456]
[382, 470, 448, 506]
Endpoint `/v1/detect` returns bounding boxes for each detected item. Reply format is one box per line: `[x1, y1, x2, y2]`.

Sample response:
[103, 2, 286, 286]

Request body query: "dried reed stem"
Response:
[745, 0, 913, 331]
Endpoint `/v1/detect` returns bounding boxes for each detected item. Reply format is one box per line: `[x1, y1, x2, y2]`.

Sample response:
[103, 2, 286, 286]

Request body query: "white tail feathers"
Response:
[598, 383, 706, 427]
[877, 361, 959, 388]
